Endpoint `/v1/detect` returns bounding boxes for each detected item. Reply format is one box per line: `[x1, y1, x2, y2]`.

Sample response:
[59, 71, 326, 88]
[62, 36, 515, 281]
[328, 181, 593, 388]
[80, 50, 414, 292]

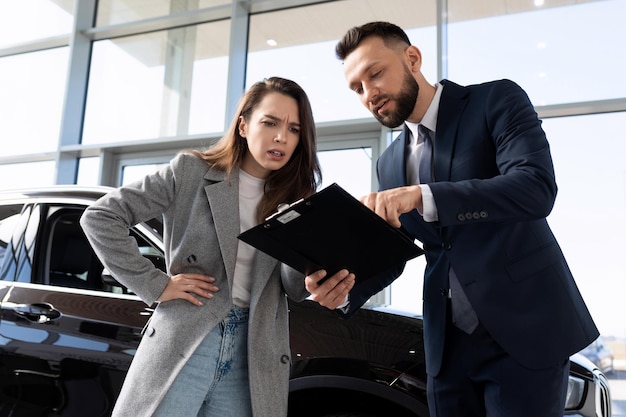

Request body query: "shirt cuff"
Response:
[419, 184, 439, 222]
[337, 295, 350, 312]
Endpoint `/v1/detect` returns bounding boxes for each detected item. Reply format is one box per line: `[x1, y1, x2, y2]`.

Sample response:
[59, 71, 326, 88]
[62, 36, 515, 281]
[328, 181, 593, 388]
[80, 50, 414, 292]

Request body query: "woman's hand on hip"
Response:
[157, 273, 219, 306]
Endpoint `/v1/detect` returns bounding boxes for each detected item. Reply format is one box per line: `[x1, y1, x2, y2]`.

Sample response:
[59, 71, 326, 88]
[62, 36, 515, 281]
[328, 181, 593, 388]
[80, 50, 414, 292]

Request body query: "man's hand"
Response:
[360, 185, 423, 227]
[157, 273, 219, 306]
[305, 269, 355, 310]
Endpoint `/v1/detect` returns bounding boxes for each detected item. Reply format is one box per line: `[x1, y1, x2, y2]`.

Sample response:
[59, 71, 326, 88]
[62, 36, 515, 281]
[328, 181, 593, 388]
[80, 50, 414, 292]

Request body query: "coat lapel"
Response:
[434, 80, 469, 182]
[203, 168, 240, 288]
[203, 166, 279, 297]
[248, 250, 279, 307]
[391, 125, 412, 187]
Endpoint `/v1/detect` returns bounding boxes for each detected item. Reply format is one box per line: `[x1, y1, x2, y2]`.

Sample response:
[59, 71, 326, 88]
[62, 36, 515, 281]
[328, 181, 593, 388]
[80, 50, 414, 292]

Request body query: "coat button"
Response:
[457, 213, 466, 221]
[480, 211, 488, 218]
[280, 355, 290, 364]
[443, 242, 452, 250]
[472, 211, 480, 219]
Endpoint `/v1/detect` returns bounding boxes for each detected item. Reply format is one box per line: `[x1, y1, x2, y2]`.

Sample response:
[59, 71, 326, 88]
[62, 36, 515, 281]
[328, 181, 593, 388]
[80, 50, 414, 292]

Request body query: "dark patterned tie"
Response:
[449, 268, 479, 334]
[418, 125, 433, 184]
[418, 124, 479, 334]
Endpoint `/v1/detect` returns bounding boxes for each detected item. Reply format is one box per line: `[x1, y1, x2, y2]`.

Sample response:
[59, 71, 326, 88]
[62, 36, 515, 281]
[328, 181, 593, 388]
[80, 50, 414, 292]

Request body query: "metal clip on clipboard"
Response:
[264, 198, 305, 223]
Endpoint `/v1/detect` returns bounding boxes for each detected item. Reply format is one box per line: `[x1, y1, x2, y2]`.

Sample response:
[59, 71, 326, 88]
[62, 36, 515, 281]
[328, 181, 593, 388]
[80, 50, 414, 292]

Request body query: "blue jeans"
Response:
[153, 306, 252, 417]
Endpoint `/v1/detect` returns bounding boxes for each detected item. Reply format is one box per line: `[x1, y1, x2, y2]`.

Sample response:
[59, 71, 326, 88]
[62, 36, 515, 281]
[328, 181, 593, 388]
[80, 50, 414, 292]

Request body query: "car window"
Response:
[0, 203, 33, 283]
[44, 206, 164, 294]
[0, 206, 23, 270]
[46, 210, 102, 290]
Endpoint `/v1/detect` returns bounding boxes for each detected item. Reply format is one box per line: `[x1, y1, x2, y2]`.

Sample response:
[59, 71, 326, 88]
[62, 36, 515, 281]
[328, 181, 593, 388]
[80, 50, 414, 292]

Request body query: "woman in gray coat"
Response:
[80, 77, 322, 417]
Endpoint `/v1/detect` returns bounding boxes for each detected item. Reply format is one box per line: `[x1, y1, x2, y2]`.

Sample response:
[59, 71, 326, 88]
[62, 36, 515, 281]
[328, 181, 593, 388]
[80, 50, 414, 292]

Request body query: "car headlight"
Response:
[564, 375, 585, 410]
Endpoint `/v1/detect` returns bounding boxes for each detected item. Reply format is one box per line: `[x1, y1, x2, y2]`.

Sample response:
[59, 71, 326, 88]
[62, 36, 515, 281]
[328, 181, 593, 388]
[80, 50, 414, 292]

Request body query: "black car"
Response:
[0, 186, 612, 417]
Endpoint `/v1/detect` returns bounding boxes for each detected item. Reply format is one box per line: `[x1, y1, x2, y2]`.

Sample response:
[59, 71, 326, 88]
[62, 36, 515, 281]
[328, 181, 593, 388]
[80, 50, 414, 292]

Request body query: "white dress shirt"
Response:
[405, 82, 443, 222]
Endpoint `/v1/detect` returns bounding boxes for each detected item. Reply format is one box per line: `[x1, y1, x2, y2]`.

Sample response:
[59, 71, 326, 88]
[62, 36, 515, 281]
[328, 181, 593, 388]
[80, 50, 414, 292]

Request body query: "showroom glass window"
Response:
[447, 0, 626, 104]
[96, 0, 230, 26]
[542, 112, 626, 339]
[246, 0, 437, 123]
[318, 148, 373, 198]
[0, 1, 74, 47]
[82, 20, 231, 144]
[0, 162, 58, 190]
[0, 1, 74, 159]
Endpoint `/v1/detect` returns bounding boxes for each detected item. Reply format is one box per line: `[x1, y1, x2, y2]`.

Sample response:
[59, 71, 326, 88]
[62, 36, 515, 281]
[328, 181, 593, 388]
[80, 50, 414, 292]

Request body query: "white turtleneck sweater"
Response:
[232, 169, 265, 307]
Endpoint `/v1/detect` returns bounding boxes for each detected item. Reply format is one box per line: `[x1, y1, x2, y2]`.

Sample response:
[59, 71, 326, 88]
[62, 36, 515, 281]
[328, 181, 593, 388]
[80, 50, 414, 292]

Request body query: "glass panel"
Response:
[96, 0, 229, 26]
[0, 162, 56, 190]
[122, 163, 169, 185]
[542, 112, 626, 339]
[246, 0, 437, 123]
[388, 255, 427, 313]
[0, 49, 69, 157]
[82, 20, 229, 144]
[0, 0, 75, 48]
[448, 0, 626, 105]
[188, 22, 230, 135]
[76, 157, 100, 186]
[317, 148, 372, 199]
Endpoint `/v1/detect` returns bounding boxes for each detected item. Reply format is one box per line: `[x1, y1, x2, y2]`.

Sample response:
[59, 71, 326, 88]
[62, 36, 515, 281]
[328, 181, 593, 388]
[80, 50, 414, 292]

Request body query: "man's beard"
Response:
[374, 67, 419, 128]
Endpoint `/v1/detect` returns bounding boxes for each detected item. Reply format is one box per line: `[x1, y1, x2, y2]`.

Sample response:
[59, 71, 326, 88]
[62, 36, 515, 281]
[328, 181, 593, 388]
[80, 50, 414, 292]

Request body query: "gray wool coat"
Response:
[80, 152, 309, 417]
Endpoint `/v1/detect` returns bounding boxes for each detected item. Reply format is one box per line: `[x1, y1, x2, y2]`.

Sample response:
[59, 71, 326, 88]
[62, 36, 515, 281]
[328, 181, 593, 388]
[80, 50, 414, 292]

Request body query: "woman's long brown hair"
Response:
[190, 77, 322, 222]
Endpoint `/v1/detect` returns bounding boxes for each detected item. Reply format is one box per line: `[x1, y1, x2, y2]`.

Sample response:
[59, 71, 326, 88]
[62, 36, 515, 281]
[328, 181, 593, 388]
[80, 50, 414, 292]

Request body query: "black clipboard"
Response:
[237, 183, 424, 282]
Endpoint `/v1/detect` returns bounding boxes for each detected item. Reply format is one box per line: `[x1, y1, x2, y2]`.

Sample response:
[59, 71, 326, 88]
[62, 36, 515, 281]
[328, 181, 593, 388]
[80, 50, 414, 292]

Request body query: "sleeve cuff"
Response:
[419, 184, 439, 222]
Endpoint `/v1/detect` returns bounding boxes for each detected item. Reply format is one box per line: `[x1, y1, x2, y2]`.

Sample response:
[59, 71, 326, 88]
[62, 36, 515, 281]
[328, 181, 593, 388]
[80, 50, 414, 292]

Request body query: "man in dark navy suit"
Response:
[305, 21, 599, 417]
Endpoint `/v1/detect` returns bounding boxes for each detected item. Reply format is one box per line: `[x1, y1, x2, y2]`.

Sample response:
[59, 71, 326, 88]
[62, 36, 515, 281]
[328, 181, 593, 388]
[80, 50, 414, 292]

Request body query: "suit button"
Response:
[480, 211, 488, 218]
[440, 288, 448, 296]
[465, 212, 473, 220]
[457, 213, 466, 221]
[443, 242, 452, 250]
[280, 355, 290, 364]
[472, 212, 480, 219]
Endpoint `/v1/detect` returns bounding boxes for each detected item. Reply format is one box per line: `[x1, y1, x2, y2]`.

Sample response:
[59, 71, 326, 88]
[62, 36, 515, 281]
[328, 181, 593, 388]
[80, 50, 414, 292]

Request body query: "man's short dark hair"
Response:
[335, 21, 411, 60]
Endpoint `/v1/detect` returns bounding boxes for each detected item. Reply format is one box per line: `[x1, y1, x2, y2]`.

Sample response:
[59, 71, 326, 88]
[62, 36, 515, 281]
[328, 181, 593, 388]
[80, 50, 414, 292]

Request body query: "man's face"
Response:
[343, 36, 418, 128]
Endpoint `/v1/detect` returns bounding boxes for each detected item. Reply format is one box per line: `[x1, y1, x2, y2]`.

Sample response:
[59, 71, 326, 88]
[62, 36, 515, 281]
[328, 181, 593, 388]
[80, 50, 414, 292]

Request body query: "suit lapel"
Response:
[434, 80, 469, 182]
[391, 125, 412, 187]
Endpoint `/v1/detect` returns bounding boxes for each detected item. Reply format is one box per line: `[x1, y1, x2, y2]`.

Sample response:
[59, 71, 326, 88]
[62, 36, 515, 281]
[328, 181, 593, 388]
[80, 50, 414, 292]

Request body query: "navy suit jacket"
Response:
[347, 79, 598, 376]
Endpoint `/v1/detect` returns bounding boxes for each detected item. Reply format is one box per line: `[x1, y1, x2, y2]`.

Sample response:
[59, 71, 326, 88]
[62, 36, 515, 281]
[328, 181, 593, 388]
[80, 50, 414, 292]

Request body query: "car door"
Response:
[0, 201, 162, 416]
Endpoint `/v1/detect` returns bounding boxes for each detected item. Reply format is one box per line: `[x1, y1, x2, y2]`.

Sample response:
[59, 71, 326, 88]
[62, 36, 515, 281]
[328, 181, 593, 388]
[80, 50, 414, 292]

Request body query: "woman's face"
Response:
[239, 92, 301, 179]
